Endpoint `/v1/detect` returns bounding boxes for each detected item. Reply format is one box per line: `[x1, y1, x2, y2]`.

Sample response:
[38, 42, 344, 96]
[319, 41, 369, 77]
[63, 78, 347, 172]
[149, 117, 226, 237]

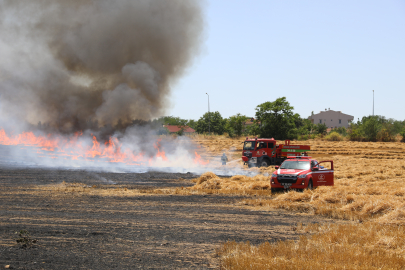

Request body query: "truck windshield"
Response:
[280, 161, 310, 170]
[243, 141, 255, 150]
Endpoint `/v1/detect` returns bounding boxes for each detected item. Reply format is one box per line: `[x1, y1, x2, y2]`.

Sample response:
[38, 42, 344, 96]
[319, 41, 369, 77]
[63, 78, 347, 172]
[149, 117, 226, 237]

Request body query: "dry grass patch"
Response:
[217, 222, 405, 270]
[191, 172, 270, 192]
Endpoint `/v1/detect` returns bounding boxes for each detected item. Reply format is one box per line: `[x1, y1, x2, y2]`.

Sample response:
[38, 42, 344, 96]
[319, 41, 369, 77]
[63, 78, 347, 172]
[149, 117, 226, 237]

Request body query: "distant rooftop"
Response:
[163, 125, 195, 133]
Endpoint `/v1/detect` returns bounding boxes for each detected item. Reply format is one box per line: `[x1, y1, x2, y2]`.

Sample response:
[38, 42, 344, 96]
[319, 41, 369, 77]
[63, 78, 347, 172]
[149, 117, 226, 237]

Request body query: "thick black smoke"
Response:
[0, 0, 204, 133]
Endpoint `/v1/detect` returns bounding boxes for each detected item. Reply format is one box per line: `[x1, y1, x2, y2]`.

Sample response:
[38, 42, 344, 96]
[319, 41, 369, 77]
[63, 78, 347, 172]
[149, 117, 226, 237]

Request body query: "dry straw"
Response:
[190, 137, 405, 268]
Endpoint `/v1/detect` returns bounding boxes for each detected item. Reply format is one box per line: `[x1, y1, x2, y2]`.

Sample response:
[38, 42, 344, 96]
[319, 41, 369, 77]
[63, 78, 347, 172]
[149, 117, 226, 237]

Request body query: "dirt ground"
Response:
[0, 167, 344, 270]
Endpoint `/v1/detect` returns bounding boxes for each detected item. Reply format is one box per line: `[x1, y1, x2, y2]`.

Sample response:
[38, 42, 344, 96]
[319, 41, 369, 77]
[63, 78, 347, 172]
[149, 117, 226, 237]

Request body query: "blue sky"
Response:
[169, 0, 405, 122]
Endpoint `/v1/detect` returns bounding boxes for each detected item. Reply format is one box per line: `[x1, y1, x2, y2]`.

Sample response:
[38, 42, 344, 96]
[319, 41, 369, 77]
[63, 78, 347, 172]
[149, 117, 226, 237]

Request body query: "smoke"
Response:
[0, 1, 257, 177]
[0, 0, 205, 133]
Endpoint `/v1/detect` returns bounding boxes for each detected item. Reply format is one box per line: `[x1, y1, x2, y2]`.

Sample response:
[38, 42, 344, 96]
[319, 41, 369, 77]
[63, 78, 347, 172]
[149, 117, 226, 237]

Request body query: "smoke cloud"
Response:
[0, 0, 205, 133]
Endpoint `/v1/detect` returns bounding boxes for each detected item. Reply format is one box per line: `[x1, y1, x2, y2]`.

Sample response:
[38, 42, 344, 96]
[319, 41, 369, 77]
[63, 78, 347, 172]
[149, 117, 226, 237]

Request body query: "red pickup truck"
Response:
[270, 156, 334, 192]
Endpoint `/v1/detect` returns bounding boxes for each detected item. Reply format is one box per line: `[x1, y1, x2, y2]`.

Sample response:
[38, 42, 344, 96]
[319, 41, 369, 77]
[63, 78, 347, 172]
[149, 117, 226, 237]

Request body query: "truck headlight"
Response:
[271, 173, 277, 178]
[297, 174, 307, 178]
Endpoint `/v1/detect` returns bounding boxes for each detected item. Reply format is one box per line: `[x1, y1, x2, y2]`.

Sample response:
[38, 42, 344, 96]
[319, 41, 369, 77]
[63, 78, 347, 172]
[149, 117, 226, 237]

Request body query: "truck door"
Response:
[313, 161, 334, 186]
[311, 161, 321, 186]
[256, 142, 267, 157]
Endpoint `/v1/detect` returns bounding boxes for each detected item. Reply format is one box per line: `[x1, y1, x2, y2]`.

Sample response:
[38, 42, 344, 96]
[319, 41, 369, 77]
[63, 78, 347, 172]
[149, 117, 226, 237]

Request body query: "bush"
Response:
[333, 126, 348, 136]
[314, 123, 328, 135]
[348, 128, 363, 141]
[298, 134, 308, 140]
[226, 129, 235, 138]
[325, 131, 343, 141]
[377, 128, 395, 142]
[400, 128, 405, 143]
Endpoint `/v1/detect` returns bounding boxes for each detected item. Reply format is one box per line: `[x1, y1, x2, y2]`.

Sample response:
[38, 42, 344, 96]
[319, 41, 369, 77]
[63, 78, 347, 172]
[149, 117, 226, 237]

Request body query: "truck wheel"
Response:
[271, 188, 282, 193]
[248, 163, 254, 168]
[259, 160, 269, 167]
[307, 180, 313, 190]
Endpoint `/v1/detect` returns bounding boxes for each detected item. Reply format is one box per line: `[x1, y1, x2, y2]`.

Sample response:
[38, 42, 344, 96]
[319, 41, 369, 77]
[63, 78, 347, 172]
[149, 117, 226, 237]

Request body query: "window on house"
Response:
[339, 119, 341, 124]
[320, 119, 322, 124]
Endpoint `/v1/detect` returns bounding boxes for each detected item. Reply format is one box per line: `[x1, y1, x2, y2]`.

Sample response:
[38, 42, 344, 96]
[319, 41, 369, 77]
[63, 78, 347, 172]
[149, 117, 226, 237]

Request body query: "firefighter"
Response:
[221, 153, 228, 165]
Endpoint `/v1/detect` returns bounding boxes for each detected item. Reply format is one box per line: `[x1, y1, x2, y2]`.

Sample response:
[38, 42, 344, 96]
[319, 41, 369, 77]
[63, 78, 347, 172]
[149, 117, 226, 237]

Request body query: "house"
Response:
[243, 117, 256, 128]
[243, 117, 260, 133]
[163, 125, 196, 134]
[308, 109, 354, 128]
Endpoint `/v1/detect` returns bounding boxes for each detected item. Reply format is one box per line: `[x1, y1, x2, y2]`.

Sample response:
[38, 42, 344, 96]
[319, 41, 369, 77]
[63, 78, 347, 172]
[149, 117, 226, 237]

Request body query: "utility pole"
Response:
[372, 90, 374, 116]
[206, 93, 210, 134]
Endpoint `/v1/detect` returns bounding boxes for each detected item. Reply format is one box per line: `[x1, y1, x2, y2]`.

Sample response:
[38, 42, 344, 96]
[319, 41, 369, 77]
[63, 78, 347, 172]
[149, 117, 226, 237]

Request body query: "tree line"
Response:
[161, 97, 338, 139]
[161, 97, 405, 142]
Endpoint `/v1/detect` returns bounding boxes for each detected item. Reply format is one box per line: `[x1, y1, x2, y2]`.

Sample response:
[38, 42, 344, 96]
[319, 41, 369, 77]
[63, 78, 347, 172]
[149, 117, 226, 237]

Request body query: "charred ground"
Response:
[0, 167, 340, 269]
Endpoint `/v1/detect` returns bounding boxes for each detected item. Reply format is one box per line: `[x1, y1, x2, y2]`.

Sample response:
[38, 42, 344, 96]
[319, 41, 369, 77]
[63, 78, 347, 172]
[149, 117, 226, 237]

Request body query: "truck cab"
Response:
[270, 156, 334, 192]
[242, 138, 310, 167]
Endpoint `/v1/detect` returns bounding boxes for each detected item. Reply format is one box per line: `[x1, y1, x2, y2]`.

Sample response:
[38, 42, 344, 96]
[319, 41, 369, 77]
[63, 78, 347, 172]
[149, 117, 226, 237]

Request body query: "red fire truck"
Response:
[241, 137, 310, 167]
[270, 156, 334, 192]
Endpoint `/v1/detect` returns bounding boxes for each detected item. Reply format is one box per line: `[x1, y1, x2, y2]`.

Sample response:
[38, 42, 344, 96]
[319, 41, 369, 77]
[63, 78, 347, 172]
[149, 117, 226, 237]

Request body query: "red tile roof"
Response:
[164, 125, 195, 133]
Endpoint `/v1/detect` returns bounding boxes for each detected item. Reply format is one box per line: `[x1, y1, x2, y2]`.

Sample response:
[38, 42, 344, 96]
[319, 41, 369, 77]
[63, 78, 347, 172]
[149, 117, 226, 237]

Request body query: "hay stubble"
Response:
[191, 137, 405, 269]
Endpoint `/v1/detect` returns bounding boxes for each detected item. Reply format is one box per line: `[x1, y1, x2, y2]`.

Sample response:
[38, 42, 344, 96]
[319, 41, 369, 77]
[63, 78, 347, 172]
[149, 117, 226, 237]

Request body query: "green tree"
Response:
[348, 122, 363, 141]
[226, 113, 248, 137]
[347, 116, 405, 142]
[195, 111, 226, 135]
[314, 123, 328, 135]
[392, 120, 405, 134]
[187, 119, 196, 129]
[361, 116, 381, 141]
[297, 118, 315, 135]
[255, 97, 297, 139]
[159, 116, 188, 126]
[244, 122, 260, 136]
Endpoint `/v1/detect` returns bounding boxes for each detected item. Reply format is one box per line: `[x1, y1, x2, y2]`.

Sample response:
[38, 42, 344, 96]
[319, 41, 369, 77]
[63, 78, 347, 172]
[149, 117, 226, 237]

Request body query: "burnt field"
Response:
[3, 137, 403, 269]
[0, 167, 339, 269]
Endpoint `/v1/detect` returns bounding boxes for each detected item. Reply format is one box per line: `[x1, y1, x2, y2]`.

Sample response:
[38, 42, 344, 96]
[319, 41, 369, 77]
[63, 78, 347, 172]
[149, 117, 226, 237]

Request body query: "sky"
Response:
[169, 0, 405, 122]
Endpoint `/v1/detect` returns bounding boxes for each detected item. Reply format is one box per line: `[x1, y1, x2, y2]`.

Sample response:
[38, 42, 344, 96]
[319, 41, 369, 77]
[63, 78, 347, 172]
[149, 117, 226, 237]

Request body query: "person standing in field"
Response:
[221, 153, 228, 165]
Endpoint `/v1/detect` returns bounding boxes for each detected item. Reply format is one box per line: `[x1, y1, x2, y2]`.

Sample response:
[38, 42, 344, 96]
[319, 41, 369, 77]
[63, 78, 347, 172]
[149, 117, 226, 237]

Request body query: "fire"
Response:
[0, 129, 59, 151]
[0, 129, 209, 167]
[153, 139, 168, 161]
[194, 151, 209, 166]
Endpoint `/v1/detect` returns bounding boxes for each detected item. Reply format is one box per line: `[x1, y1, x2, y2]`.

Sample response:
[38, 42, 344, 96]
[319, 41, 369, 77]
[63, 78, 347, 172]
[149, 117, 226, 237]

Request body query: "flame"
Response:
[154, 139, 168, 161]
[86, 135, 103, 158]
[0, 129, 209, 167]
[194, 151, 209, 165]
[0, 129, 59, 151]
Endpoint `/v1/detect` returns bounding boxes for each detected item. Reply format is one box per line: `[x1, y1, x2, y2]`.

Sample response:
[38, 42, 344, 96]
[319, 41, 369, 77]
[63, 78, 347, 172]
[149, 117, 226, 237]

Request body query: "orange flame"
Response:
[194, 151, 209, 165]
[0, 129, 209, 167]
[154, 139, 167, 161]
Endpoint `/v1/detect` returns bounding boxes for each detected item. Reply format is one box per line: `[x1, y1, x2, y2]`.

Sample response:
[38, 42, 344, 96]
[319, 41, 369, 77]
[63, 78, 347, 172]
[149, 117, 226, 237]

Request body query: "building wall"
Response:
[308, 110, 354, 128]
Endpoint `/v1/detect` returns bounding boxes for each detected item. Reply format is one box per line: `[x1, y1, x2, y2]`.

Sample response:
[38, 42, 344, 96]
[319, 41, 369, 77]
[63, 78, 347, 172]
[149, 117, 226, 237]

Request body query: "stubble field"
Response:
[192, 136, 405, 269]
[0, 146, 339, 270]
[1, 135, 405, 269]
